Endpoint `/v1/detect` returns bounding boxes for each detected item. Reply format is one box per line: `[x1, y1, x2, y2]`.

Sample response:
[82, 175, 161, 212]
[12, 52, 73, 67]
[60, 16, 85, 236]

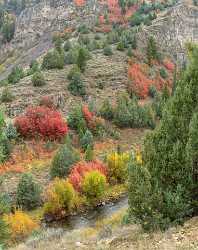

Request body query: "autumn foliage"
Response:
[3, 210, 39, 241]
[128, 63, 153, 98]
[163, 59, 175, 72]
[73, 0, 86, 6]
[14, 106, 68, 140]
[68, 160, 107, 192]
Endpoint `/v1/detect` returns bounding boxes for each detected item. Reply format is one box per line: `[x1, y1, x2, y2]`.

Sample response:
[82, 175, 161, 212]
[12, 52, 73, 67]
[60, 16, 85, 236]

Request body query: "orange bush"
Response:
[3, 210, 39, 241]
[74, 0, 86, 6]
[68, 160, 107, 192]
[128, 63, 153, 98]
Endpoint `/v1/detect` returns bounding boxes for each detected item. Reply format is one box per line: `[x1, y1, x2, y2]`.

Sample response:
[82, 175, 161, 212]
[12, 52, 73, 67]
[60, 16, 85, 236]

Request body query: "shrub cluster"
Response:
[14, 106, 68, 140]
[68, 160, 107, 192]
[100, 95, 155, 129]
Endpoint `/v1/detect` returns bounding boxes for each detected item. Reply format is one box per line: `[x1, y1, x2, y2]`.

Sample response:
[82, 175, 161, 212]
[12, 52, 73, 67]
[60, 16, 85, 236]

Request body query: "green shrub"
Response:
[5, 123, 18, 141]
[99, 99, 114, 120]
[0, 134, 11, 164]
[85, 145, 94, 161]
[116, 41, 125, 51]
[159, 68, 168, 79]
[0, 218, 10, 247]
[149, 85, 157, 98]
[27, 60, 39, 75]
[94, 34, 101, 40]
[1, 88, 14, 103]
[65, 48, 79, 65]
[8, 66, 24, 84]
[67, 65, 81, 80]
[82, 170, 107, 204]
[78, 24, 89, 34]
[130, 12, 143, 26]
[103, 45, 113, 56]
[42, 49, 64, 70]
[54, 37, 63, 53]
[80, 129, 94, 151]
[31, 71, 46, 87]
[113, 95, 155, 128]
[50, 144, 80, 178]
[67, 105, 87, 133]
[68, 72, 86, 96]
[76, 47, 90, 72]
[64, 40, 71, 52]
[0, 193, 11, 214]
[16, 173, 42, 210]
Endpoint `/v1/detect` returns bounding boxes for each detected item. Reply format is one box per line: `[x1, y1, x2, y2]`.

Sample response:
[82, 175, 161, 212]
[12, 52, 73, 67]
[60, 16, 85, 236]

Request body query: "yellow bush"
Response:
[44, 178, 78, 216]
[82, 170, 107, 204]
[106, 151, 130, 183]
[3, 210, 39, 241]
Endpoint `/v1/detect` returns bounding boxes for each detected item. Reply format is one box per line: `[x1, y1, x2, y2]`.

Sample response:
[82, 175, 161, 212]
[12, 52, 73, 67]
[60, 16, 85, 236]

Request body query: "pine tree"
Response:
[129, 45, 198, 230]
[146, 36, 159, 65]
[76, 47, 88, 72]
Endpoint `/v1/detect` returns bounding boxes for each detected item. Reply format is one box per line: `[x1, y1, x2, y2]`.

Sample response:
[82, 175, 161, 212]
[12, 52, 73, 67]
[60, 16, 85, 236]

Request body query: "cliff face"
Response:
[138, 1, 198, 64]
[0, 0, 101, 79]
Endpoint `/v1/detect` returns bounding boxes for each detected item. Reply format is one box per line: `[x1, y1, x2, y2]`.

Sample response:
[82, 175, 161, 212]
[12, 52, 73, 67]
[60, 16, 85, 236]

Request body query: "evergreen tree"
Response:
[129, 45, 198, 230]
[76, 47, 88, 72]
[146, 36, 159, 65]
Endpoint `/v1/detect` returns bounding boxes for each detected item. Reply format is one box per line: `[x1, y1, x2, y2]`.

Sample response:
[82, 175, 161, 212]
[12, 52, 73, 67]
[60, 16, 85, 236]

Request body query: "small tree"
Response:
[68, 72, 86, 96]
[64, 40, 71, 52]
[76, 47, 89, 72]
[31, 71, 46, 87]
[16, 173, 41, 210]
[103, 45, 113, 56]
[42, 49, 64, 70]
[50, 144, 80, 178]
[0, 218, 10, 247]
[82, 170, 107, 204]
[80, 129, 94, 151]
[1, 87, 14, 103]
[85, 144, 94, 161]
[146, 36, 159, 65]
[8, 66, 24, 84]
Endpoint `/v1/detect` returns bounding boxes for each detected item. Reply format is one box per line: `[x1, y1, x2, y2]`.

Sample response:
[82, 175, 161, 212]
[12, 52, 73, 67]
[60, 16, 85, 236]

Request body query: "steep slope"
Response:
[138, 0, 198, 63]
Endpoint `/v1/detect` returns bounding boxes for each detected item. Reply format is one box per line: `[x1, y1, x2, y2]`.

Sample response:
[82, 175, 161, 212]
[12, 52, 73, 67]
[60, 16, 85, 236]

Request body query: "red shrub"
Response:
[14, 106, 68, 140]
[128, 63, 153, 98]
[82, 105, 94, 123]
[163, 59, 175, 72]
[68, 160, 107, 192]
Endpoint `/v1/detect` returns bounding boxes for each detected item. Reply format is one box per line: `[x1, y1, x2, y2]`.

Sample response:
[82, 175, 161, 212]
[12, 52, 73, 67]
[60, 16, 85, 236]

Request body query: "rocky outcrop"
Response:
[0, 0, 102, 80]
[138, 1, 198, 64]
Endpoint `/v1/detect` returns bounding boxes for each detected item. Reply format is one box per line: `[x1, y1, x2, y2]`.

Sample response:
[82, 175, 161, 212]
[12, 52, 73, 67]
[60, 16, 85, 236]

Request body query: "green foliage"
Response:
[103, 45, 113, 56]
[5, 123, 18, 141]
[68, 72, 86, 96]
[85, 145, 94, 161]
[113, 95, 155, 128]
[148, 85, 157, 98]
[78, 24, 89, 34]
[99, 99, 114, 120]
[146, 36, 160, 65]
[31, 71, 46, 87]
[50, 144, 80, 178]
[129, 46, 198, 231]
[0, 134, 11, 164]
[27, 60, 40, 75]
[116, 41, 125, 51]
[80, 129, 94, 151]
[76, 47, 89, 72]
[0, 218, 10, 247]
[1, 87, 14, 103]
[1, 18, 15, 43]
[67, 65, 81, 80]
[54, 36, 63, 53]
[159, 68, 168, 79]
[64, 48, 79, 64]
[16, 173, 42, 210]
[82, 170, 106, 204]
[42, 49, 64, 70]
[0, 193, 11, 214]
[67, 105, 87, 134]
[8, 66, 24, 84]
[64, 40, 71, 52]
